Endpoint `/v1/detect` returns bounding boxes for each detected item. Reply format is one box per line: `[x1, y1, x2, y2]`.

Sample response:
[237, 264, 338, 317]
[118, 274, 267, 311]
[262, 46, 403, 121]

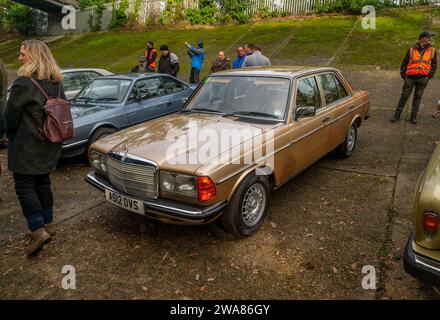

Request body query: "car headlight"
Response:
[90, 150, 108, 176]
[160, 172, 197, 198]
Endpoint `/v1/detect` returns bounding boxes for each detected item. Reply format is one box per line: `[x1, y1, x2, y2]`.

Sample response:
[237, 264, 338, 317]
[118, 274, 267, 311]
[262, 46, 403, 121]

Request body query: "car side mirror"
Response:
[295, 106, 315, 120]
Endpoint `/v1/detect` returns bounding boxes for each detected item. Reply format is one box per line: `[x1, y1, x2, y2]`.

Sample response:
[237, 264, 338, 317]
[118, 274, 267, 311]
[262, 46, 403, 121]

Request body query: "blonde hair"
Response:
[17, 39, 63, 81]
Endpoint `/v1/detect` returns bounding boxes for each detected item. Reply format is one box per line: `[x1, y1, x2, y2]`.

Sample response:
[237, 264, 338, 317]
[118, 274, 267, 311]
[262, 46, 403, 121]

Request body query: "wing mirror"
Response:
[295, 106, 316, 120]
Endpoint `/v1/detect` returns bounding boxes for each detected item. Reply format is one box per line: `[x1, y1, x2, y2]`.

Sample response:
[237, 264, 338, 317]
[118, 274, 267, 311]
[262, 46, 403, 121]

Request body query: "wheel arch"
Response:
[89, 123, 119, 141]
[227, 165, 275, 202]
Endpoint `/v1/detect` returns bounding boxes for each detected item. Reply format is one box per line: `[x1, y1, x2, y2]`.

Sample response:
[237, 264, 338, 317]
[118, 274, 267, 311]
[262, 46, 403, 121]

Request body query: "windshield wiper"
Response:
[181, 108, 225, 115]
[91, 97, 119, 102]
[75, 97, 93, 103]
[224, 111, 279, 119]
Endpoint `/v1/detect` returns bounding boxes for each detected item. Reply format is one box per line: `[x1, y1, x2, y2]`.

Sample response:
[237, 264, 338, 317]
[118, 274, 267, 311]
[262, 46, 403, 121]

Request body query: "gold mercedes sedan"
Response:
[404, 143, 440, 291]
[85, 67, 370, 236]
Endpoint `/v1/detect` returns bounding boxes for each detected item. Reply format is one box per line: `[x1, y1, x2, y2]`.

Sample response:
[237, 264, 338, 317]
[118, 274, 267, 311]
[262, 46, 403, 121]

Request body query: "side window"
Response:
[333, 75, 348, 99]
[319, 74, 340, 104]
[62, 72, 88, 92]
[161, 76, 187, 93]
[85, 71, 101, 82]
[134, 78, 166, 101]
[296, 76, 321, 111]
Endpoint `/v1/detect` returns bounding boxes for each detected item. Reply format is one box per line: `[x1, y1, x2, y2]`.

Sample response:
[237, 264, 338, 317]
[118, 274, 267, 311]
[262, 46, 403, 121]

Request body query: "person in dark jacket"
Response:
[131, 56, 149, 73]
[0, 58, 7, 150]
[232, 46, 246, 69]
[185, 41, 205, 84]
[158, 45, 180, 77]
[5, 39, 66, 257]
[210, 51, 232, 74]
[391, 32, 437, 124]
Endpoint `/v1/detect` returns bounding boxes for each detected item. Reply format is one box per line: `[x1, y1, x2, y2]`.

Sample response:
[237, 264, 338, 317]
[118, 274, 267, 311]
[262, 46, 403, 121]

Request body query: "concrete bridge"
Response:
[12, 0, 80, 14]
[11, 0, 103, 35]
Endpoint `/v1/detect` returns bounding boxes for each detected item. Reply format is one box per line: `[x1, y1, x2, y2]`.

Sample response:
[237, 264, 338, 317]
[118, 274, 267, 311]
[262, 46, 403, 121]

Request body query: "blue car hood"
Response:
[70, 103, 115, 119]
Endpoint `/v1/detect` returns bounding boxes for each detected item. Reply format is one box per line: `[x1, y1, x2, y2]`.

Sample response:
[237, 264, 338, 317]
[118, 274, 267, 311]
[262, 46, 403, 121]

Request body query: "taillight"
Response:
[198, 176, 216, 202]
[423, 213, 439, 234]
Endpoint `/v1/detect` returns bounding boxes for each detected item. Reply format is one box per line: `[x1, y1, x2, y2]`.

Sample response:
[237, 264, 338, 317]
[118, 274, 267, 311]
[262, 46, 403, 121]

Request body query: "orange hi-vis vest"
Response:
[406, 47, 435, 76]
[145, 49, 158, 68]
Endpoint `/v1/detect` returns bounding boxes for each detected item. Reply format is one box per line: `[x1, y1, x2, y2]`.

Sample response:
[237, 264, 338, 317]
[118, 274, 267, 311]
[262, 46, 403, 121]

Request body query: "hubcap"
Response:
[241, 183, 267, 227]
[347, 126, 356, 153]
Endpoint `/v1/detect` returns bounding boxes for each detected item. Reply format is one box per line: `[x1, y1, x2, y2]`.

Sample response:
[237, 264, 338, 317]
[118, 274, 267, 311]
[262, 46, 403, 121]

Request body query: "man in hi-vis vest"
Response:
[391, 32, 437, 124]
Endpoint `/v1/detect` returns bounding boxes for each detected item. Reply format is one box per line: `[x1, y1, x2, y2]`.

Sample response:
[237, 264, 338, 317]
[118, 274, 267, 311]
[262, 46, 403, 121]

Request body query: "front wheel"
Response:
[335, 123, 357, 158]
[221, 174, 271, 237]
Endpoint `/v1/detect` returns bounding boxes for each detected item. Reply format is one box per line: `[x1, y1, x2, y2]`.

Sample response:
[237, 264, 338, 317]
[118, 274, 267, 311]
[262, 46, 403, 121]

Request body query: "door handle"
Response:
[322, 116, 331, 122]
[167, 102, 173, 106]
[348, 105, 355, 110]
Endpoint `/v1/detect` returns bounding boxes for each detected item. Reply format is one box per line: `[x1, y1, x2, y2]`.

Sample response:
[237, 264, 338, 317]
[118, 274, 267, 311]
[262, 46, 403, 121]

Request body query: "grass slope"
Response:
[1, 8, 439, 80]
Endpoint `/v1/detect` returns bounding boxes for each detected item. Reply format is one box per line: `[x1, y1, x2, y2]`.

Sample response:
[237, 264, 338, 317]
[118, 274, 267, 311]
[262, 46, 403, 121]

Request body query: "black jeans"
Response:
[190, 68, 200, 84]
[13, 173, 54, 232]
[395, 76, 429, 118]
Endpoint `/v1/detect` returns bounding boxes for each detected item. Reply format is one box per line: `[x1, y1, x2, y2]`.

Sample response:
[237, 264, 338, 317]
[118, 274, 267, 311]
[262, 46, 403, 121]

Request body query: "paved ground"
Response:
[0, 68, 439, 299]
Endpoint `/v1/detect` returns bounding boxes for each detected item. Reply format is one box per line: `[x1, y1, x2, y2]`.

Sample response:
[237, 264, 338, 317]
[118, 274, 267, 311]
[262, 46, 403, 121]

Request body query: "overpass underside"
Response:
[12, 0, 79, 14]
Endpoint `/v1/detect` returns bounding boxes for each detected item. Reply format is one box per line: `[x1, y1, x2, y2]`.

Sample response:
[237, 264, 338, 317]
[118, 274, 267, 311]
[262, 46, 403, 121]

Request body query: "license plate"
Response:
[105, 189, 145, 215]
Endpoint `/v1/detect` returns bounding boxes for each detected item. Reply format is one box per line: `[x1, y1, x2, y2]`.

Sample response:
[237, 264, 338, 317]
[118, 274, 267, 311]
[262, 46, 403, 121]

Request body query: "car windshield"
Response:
[76, 78, 131, 103]
[185, 76, 291, 120]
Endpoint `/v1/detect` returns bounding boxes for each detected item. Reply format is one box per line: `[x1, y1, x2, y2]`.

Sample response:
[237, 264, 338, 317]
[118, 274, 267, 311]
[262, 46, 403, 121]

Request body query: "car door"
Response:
[286, 75, 333, 179]
[62, 72, 89, 100]
[161, 75, 192, 112]
[318, 73, 352, 149]
[125, 77, 169, 125]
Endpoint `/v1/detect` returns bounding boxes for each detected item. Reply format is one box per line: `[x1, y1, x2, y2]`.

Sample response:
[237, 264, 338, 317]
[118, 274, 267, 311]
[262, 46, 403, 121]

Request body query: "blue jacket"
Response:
[232, 55, 246, 69]
[186, 44, 205, 71]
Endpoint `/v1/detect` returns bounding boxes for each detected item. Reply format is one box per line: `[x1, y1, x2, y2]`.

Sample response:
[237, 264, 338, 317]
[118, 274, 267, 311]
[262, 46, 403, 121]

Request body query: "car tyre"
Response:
[335, 123, 357, 158]
[89, 127, 117, 147]
[221, 173, 271, 237]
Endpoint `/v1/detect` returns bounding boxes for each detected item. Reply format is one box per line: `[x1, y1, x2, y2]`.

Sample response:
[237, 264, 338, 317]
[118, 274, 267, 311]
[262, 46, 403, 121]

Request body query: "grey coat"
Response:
[5, 76, 66, 175]
[0, 58, 7, 136]
[242, 51, 271, 68]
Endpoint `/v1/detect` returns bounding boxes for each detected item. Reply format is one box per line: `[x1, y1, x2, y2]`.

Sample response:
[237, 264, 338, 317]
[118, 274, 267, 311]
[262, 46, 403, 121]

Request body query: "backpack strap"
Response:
[29, 77, 50, 100]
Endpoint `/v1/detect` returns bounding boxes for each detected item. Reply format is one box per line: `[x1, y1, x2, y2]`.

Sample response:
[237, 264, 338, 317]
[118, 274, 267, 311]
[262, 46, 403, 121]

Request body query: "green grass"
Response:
[1, 8, 439, 80]
[273, 16, 357, 63]
[337, 9, 430, 67]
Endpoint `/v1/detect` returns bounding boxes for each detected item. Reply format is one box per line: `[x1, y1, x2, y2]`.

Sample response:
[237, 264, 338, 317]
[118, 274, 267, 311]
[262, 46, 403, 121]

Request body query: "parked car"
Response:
[404, 143, 440, 293]
[62, 73, 195, 157]
[85, 67, 370, 236]
[7, 68, 113, 101]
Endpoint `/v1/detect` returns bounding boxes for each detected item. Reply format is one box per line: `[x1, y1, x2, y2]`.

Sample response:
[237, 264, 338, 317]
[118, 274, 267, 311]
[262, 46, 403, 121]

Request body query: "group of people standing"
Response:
[131, 41, 272, 84]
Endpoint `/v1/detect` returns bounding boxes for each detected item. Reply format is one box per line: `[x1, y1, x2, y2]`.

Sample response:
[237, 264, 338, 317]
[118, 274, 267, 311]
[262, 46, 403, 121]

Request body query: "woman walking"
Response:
[5, 40, 66, 256]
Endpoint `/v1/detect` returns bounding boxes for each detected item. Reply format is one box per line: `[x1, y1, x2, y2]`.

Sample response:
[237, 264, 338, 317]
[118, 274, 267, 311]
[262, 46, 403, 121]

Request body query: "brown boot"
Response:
[26, 228, 51, 257]
[44, 223, 56, 237]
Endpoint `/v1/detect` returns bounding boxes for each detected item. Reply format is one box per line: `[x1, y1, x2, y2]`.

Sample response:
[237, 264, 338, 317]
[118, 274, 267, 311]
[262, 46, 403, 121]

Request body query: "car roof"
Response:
[92, 73, 177, 80]
[211, 66, 342, 79]
[61, 68, 112, 75]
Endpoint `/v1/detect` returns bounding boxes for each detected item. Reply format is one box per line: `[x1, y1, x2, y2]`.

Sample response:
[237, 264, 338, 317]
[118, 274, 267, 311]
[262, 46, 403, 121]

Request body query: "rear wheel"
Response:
[221, 174, 271, 237]
[335, 123, 357, 158]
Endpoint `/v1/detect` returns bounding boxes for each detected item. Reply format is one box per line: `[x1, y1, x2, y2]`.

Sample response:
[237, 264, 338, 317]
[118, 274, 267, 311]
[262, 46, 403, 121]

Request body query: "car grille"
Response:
[107, 156, 158, 199]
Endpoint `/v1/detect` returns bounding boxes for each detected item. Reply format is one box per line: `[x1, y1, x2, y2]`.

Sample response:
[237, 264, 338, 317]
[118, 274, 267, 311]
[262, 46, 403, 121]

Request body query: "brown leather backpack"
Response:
[27, 78, 74, 144]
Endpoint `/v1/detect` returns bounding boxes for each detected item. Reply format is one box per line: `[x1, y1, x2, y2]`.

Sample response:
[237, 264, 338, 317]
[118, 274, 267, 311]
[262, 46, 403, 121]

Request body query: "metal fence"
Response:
[244, 0, 440, 14]
[107, 0, 440, 21]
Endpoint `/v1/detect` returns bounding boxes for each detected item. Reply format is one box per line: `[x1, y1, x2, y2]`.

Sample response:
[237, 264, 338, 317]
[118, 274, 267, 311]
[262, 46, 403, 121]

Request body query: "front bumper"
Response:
[85, 171, 227, 224]
[404, 234, 440, 287]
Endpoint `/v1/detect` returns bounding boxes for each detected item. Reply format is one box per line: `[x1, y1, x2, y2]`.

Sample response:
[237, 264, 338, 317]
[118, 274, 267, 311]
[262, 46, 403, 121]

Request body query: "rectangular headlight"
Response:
[90, 150, 108, 177]
[160, 172, 197, 198]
